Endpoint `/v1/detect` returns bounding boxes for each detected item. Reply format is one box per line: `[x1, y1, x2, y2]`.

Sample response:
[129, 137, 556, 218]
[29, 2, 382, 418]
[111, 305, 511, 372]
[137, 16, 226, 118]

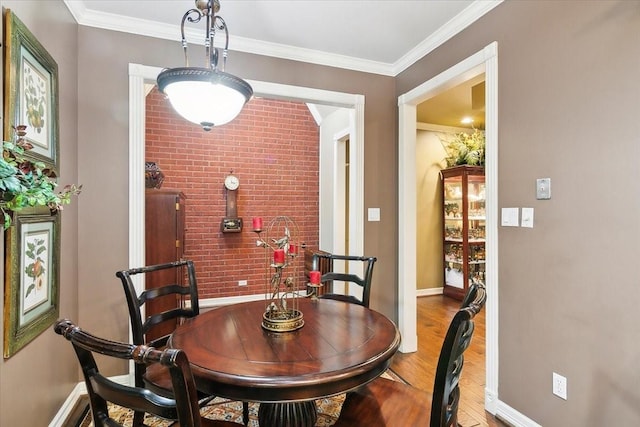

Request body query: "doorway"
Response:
[127, 63, 365, 302]
[331, 130, 360, 294]
[397, 42, 499, 413]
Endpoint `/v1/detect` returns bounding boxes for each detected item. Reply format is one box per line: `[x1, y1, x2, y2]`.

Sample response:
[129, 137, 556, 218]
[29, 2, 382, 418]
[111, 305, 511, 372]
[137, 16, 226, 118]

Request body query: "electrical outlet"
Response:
[238, 280, 247, 286]
[553, 372, 567, 400]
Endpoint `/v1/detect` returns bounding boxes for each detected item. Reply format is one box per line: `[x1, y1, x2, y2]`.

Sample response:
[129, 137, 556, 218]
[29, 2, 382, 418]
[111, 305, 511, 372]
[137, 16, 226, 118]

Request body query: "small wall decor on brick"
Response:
[146, 89, 320, 299]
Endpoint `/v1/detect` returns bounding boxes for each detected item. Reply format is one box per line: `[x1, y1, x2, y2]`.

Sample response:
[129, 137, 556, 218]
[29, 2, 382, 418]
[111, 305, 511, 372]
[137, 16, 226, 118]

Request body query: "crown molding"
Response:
[230, 36, 395, 76]
[392, 0, 503, 75]
[64, 0, 502, 77]
[64, 0, 181, 42]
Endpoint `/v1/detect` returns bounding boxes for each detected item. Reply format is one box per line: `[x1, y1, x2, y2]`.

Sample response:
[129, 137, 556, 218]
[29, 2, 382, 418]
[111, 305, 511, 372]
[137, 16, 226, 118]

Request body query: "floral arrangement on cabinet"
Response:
[0, 126, 81, 228]
[441, 128, 485, 167]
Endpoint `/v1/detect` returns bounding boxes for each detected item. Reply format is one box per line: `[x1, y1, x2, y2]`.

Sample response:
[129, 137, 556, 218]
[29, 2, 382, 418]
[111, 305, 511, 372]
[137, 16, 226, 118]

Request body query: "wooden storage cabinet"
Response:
[441, 165, 485, 300]
[145, 189, 186, 340]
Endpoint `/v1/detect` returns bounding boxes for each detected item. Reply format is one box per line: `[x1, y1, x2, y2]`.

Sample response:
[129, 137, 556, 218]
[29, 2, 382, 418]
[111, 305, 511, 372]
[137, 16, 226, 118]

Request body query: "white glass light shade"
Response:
[157, 67, 253, 131]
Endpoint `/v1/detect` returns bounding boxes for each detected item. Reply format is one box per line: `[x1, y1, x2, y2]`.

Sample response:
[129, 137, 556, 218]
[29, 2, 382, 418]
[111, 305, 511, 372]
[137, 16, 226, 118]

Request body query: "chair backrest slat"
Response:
[140, 283, 194, 302]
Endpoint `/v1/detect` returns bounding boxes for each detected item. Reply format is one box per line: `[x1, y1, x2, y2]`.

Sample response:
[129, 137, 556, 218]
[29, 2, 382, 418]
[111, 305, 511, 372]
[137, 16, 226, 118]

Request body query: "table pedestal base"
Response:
[257, 401, 317, 427]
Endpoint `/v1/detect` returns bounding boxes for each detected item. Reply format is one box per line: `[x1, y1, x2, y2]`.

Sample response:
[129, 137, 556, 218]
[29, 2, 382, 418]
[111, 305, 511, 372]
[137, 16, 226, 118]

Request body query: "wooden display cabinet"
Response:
[441, 165, 485, 300]
[145, 189, 186, 340]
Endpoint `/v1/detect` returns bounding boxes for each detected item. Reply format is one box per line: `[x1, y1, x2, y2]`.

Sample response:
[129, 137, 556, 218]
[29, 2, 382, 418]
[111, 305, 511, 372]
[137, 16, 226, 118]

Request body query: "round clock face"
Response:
[224, 174, 240, 190]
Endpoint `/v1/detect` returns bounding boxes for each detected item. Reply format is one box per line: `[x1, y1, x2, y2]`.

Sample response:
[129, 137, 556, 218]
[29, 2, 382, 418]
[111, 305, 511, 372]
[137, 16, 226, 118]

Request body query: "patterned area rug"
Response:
[76, 370, 406, 427]
[79, 396, 344, 427]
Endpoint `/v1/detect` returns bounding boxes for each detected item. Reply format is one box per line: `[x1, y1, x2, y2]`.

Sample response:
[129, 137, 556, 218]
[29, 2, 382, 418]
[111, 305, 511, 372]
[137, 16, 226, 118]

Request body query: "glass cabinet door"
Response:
[442, 166, 485, 300]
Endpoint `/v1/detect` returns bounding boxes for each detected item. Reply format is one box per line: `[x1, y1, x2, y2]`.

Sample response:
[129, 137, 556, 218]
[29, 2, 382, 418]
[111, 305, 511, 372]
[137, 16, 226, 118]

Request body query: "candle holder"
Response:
[255, 216, 308, 332]
[307, 270, 322, 299]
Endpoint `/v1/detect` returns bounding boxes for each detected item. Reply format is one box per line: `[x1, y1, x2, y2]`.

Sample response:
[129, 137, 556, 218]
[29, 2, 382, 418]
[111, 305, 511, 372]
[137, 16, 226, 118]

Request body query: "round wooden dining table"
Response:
[169, 298, 400, 427]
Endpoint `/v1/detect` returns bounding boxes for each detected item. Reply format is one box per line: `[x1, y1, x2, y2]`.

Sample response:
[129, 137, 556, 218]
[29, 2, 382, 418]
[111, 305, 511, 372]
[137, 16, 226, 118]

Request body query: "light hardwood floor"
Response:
[390, 295, 506, 427]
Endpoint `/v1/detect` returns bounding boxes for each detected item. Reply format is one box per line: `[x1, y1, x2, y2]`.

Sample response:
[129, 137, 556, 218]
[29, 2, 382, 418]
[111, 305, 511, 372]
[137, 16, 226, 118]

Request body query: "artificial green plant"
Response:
[441, 128, 485, 167]
[0, 126, 81, 229]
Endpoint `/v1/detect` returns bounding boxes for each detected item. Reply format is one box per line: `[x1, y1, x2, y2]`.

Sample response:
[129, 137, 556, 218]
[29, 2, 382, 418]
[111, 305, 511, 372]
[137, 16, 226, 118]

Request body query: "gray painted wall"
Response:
[398, 1, 640, 424]
[0, 1, 79, 426]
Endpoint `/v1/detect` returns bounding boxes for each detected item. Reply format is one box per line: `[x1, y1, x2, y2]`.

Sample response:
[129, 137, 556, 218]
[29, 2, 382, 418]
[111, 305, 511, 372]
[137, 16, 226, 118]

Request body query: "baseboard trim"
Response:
[200, 293, 266, 309]
[185, 293, 268, 311]
[49, 375, 130, 427]
[495, 400, 543, 427]
[485, 387, 499, 414]
[48, 382, 85, 427]
[416, 287, 443, 297]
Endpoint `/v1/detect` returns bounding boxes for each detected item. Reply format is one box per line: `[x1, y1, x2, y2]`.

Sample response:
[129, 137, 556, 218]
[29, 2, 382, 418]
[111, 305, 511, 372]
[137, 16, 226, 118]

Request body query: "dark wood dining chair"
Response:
[333, 283, 487, 427]
[116, 260, 199, 350]
[313, 253, 377, 308]
[54, 319, 241, 427]
[116, 260, 200, 400]
[116, 260, 249, 426]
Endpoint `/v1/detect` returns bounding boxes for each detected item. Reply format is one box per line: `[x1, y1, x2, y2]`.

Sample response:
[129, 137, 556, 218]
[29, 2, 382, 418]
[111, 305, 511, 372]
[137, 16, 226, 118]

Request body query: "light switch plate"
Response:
[536, 178, 551, 200]
[501, 208, 519, 227]
[521, 208, 534, 228]
[368, 208, 380, 222]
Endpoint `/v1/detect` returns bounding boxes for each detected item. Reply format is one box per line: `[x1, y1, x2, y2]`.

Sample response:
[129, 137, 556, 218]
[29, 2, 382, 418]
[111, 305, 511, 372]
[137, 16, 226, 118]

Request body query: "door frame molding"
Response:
[397, 41, 499, 412]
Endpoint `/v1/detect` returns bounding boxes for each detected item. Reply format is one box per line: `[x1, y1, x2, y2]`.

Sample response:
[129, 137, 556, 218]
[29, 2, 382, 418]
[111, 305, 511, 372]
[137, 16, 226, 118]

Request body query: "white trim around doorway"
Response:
[397, 41, 499, 414]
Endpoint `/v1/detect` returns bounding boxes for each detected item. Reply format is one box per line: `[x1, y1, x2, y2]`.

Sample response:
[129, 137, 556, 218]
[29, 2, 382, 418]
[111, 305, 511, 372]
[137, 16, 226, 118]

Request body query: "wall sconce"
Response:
[157, 0, 253, 131]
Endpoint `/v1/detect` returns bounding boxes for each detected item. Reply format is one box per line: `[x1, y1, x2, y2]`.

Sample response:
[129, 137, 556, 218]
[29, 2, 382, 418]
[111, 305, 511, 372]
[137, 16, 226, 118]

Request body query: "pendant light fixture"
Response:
[157, 0, 253, 131]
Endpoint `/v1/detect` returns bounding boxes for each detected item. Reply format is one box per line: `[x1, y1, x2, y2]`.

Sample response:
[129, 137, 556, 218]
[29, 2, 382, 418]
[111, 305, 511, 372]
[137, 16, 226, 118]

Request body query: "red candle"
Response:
[309, 270, 321, 284]
[289, 244, 298, 255]
[274, 249, 285, 264]
[252, 217, 262, 231]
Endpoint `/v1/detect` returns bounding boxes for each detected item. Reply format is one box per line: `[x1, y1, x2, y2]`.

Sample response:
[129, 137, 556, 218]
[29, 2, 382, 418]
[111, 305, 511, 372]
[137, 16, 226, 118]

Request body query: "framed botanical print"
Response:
[3, 9, 59, 171]
[3, 208, 60, 358]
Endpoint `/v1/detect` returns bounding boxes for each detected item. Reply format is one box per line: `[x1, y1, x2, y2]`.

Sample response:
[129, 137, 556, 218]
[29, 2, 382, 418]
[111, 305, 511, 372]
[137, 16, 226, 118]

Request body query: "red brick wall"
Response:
[145, 89, 320, 298]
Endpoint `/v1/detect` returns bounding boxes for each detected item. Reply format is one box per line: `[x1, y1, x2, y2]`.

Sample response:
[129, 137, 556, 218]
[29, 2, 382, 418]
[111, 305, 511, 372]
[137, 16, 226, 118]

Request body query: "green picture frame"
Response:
[3, 208, 60, 358]
[3, 9, 59, 172]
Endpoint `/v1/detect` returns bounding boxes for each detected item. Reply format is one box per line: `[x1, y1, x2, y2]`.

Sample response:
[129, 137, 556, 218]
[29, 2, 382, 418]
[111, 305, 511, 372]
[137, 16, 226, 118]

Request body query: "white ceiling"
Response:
[64, 0, 501, 76]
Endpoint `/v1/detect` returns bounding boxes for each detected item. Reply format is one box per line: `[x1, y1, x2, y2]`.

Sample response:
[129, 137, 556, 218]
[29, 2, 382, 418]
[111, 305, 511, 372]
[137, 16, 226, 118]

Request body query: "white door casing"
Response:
[397, 42, 499, 413]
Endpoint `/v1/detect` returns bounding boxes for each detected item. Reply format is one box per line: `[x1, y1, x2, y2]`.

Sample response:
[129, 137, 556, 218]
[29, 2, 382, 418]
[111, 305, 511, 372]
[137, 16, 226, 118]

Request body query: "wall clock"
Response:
[224, 174, 240, 191]
[221, 174, 242, 233]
